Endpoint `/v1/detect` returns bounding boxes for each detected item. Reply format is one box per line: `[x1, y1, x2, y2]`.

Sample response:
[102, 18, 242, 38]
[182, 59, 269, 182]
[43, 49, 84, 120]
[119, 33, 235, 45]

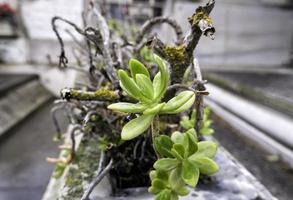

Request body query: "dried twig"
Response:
[81, 159, 113, 200]
[192, 58, 206, 134]
[136, 16, 183, 45]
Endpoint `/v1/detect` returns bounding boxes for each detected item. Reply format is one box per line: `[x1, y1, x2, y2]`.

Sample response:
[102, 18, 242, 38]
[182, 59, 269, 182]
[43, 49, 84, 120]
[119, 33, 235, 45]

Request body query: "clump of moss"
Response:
[53, 163, 67, 179]
[94, 88, 119, 101]
[61, 134, 101, 200]
[163, 44, 189, 84]
[69, 88, 118, 101]
[164, 44, 188, 64]
[188, 8, 213, 27]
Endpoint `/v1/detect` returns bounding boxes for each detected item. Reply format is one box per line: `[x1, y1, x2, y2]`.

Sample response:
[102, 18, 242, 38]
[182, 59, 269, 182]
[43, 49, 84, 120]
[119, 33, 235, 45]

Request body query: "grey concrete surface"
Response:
[211, 112, 293, 200]
[206, 84, 293, 156]
[0, 101, 68, 200]
[205, 71, 293, 117]
[0, 78, 52, 137]
[0, 74, 37, 97]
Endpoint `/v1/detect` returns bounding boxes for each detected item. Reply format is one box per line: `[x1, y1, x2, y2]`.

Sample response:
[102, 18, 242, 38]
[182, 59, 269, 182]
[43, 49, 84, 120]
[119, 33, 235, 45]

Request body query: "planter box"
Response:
[42, 127, 277, 200]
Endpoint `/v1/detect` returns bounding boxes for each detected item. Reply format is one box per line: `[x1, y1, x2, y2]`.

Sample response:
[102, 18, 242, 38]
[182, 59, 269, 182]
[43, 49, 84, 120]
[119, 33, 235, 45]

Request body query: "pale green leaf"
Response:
[153, 54, 169, 100]
[181, 160, 199, 187]
[152, 179, 167, 190]
[164, 93, 195, 114]
[169, 166, 185, 191]
[118, 70, 143, 99]
[185, 128, 198, 157]
[154, 158, 179, 171]
[108, 102, 146, 113]
[143, 103, 165, 115]
[154, 135, 174, 158]
[171, 131, 188, 148]
[136, 74, 154, 100]
[155, 189, 171, 200]
[188, 156, 219, 175]
[121, 114, 154, 140]
[196, 141, 218, 158]
[172, 144, 185, 159]
[176, 186, 190, 196]
[129, 58, 150, 81]
[160, 91, 194, 114]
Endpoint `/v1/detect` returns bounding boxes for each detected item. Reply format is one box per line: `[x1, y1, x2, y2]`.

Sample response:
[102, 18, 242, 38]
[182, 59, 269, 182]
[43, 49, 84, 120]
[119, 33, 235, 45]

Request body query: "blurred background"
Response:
[0, 0, 292, 200]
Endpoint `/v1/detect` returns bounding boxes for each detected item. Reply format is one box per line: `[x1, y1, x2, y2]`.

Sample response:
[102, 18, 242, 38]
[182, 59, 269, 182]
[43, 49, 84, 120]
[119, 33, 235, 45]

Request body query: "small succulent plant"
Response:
[180, 107, 214, 136]
[149, 129, 219, 200]
[108, 55, 195, 140]
[108, 54, 219, 200]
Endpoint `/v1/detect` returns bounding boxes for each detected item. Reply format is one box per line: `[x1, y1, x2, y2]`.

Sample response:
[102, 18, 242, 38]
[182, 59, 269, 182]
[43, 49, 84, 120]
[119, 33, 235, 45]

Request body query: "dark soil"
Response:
[109, 134, 157, 192]
[211, 113, 293, 200]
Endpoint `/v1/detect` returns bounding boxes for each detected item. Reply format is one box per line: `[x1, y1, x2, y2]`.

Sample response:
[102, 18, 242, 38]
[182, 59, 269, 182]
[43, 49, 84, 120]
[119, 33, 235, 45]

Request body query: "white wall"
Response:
[162, 0, 293, 67]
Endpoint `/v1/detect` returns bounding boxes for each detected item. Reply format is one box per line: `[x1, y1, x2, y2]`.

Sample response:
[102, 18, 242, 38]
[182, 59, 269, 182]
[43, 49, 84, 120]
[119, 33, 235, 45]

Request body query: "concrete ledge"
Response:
[206, 84, 293, 168]
[0, 79, 52, 137]
[42, 133, 277, 200]
[205, 72, 293, 117]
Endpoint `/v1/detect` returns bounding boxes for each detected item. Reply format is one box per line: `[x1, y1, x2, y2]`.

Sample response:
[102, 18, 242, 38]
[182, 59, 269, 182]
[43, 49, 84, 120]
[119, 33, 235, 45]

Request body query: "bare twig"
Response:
[97, 151, 105, 175]
[81, 159, 113, 200]
[136, 16, 183, 45]
[69, 125, 83, 163]
[192, 58, 206, 134]
[185, 0, 216, 54]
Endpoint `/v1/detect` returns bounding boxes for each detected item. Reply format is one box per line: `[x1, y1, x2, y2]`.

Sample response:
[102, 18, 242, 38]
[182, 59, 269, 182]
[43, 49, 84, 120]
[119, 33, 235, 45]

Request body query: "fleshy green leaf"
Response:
[148, 186, 161, 195]
[176, 186, 190, 196]
[108, 102, 146, 113]
[156, 170, 169, 181]
[154, 135, 174, 158]
[153, 72, 162, 101]
[118, 70, 143, 99]
[181, 160, 199, 187]
[143, 103, 165, 115]
[152, 179, 167, 190]
[196, 141, 218, 158]
[121, 114, 154, 140]
[153, 54, 169, 100]
[129, 58, 150, 81]
[201, 127, 214, 135]
[154, 158, 179, 171]
[149, 170, 157, 180]
[169, 166, 184, 190]
[120, 80, 137, 99]
[180, 116, 193, 130]
[170, 193, 179, 200]
[182, 160, 199, 187]
[171, 144, 185, 159]
[171, 131, 188, 147]
[160, 91, 194, 114]
[155, 189, 171, 200]
[164, 93, 195, 114]
[185, 128, 198, 157]
[136, 74, 154, 100]
[188, 156, 219, 175]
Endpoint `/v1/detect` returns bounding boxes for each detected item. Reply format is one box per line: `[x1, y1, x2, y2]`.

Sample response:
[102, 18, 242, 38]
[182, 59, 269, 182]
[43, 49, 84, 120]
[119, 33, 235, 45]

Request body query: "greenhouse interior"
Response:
[0, 0, 292, 200]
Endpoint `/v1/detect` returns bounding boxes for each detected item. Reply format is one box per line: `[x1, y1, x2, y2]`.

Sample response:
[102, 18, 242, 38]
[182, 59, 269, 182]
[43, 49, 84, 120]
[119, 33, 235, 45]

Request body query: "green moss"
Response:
[188, 9, 213, 27]
[163, 44, 189, 83]
[69, 88, 118, 101]
[61, 135, 101, 200]
[94, 88, 119, 101]
[164, 44, 187, 64]
[70, 89, 79, 98]
[53, 163, 67, 179]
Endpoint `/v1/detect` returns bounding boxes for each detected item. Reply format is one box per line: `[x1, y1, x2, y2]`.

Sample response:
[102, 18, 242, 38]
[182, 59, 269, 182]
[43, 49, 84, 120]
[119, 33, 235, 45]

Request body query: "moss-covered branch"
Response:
[61, 88, 119, 102]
